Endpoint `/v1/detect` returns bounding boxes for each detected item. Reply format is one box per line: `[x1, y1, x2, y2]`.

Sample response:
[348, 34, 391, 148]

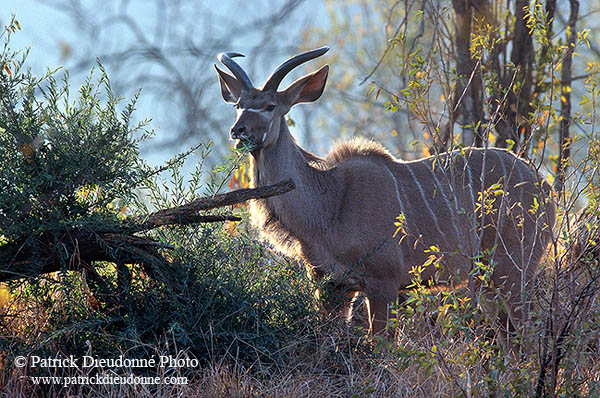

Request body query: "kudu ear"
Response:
[282, 65, 329, 106]
[214, 65, 242, 103]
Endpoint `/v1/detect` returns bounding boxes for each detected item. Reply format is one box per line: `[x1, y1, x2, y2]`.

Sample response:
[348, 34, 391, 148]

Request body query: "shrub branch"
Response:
[0, 179, 295, 282]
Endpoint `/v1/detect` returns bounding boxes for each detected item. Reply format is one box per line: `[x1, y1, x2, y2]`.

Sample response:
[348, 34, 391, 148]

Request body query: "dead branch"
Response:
[0, 179, 295, 283]
[131, 179, 295, 231]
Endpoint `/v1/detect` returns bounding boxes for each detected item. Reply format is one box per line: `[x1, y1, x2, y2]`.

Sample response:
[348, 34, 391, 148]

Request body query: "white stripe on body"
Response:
[465, 159, 476, 214]
[406, 164, 447, 239]
[463, 153, 481, 254]
[383, 164, 405, 216]
[515, 158, 524, 206]
[442, 161, 463, 243]
[495, 150, 508, 179]
[428, 164, 460, 238]
[492, 150, 508, 233]
[383, 164, 406, 260]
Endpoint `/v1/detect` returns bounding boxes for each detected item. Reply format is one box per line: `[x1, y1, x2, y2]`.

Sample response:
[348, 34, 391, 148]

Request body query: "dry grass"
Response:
[2, 205, 599, 398]
[2, 289, 599, 398]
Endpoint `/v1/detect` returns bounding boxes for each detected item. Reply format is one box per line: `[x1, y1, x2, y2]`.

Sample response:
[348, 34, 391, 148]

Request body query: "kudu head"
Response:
[215, 47, 329, 150]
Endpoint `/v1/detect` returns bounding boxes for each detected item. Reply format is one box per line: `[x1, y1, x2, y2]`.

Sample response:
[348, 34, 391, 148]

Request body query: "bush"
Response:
[0, 21, 320, 392]
[0, 19, 151, 278]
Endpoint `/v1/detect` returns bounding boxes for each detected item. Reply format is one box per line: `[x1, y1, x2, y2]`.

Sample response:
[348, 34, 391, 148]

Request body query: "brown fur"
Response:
[249, 128, 555, 333]
[325, 137, 397, 164]
[216, 52, 556, 335]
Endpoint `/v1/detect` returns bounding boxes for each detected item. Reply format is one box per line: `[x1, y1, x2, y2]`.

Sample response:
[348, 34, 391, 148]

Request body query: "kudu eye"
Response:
[265, 104, 276, 112]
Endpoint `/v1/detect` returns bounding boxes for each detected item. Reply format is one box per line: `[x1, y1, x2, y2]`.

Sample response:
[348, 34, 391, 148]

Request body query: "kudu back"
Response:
[215, 47, 556, 334]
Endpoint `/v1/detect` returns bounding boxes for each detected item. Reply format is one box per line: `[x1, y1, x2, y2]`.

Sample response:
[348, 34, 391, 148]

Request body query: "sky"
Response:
[1, 0, 330, 167]
[3, 1, 328, 72]
[2, 1, 73, 75]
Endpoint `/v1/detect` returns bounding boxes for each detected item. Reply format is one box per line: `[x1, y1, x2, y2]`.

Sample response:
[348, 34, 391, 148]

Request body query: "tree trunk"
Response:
[555, 0, 579, 195]
[452, 0, 485, 147]
[497, 0, 534, 150]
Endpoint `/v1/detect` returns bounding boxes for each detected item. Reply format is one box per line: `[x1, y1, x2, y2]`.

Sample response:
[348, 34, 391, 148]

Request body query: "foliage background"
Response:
[1, 0, 600, 396]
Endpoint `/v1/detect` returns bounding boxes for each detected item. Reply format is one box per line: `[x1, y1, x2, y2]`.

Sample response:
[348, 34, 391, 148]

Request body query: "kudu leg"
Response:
[491, 221, 545, 350]
[482, 248, 542, 355]
[316, 284, 357, 322]
[365, 291, 397, 335]
[342, 290, 361, 323]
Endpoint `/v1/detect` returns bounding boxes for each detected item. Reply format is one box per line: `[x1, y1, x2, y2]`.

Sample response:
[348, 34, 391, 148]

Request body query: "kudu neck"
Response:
[251, 117, 314, 187]
[250, 116, 338, 237]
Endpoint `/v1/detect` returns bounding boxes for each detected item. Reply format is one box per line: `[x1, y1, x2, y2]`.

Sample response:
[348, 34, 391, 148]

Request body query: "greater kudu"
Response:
[215, 47, 556, 334]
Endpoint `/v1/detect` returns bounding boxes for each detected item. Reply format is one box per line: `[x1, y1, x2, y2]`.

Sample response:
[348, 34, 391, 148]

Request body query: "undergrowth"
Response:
[1, 13, 600, 398]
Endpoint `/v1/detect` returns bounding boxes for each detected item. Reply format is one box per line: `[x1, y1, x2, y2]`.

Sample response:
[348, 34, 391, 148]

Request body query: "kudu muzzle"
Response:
[230, 123, 246, 140]
[229, 111, 269, 149]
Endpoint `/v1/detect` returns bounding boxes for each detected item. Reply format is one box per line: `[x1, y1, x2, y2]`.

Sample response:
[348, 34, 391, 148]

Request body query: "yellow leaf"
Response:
[506, 139, 515, 151]
[0, 284, 10, 308]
